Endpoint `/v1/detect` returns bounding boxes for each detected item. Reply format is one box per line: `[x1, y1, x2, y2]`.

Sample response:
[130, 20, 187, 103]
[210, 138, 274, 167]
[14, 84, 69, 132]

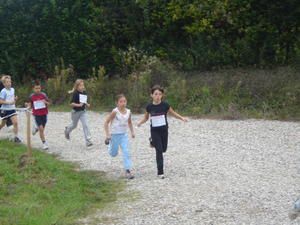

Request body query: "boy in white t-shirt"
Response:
[0, 74, 13, 128]
[104, 94, 135, 179]
[0, 76, 21, 143]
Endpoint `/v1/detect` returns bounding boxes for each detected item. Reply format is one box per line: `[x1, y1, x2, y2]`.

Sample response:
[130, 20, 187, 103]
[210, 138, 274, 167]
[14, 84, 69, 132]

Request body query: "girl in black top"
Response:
[64, 79, 93, 147]
[137, 85, 188, 179]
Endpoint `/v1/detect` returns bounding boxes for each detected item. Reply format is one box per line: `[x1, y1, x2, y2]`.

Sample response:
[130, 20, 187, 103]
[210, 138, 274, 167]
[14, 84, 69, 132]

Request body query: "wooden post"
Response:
[26, 110, 32, 157]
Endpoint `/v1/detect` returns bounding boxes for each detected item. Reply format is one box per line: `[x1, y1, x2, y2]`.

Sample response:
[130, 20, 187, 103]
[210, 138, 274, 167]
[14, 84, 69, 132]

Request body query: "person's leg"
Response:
[108, 134, 120, 157]
[0, 119, 6, 130]
[120, 134, 132, 171]
[31, 116, 38, 135]
[0, 111, 8, 130]
[151, 130, 164, 175]
[40, 115, 49, 149]
[79, 111, 92, 144]
[6, 117, 12, 127]
[162, 129, 169, 153]
[66, 111, 80, 134]
[34, 116, 44, 142]
[38, 125, 45, 142]
[10, 115, 18, 137]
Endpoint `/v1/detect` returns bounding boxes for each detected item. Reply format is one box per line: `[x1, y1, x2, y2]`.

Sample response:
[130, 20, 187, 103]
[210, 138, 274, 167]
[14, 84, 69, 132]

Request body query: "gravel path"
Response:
[1, 111, 300, 225]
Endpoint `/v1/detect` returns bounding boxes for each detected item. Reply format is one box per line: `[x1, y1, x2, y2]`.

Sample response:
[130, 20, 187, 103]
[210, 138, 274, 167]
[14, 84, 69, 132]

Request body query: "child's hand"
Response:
[86, 103, 90, 108]
[15, 96, 18, 101]
[78, 103, 84, 107]
[182, 117, 188, 122]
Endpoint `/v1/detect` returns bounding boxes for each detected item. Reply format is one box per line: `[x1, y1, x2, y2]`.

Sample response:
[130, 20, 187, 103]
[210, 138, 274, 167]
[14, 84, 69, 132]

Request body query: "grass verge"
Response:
[0, 140, 124, 225]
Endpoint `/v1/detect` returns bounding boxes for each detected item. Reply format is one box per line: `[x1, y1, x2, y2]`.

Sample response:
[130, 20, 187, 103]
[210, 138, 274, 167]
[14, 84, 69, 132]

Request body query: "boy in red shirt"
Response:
[28, 81, 50, 150]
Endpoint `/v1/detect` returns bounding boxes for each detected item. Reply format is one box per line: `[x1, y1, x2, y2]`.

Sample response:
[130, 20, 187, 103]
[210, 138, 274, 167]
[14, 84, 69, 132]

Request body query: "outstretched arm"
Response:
[104, 111, 117, 139]
[168, 107, 188, 122]
[137, 111, 149, 127]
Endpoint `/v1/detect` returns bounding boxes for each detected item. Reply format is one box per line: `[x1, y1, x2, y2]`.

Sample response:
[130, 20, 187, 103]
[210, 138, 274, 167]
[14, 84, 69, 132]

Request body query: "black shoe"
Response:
[105, 138, 111, 145]
[86, 141, 93, 147]
[14, 136, 22, 143]
[149, 137, 154, 148]
[126, 170, 134, 179]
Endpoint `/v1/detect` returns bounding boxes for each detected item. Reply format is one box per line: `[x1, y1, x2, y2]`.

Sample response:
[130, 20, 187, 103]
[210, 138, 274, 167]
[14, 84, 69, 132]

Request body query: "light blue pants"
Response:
[108, 133, 132, 170]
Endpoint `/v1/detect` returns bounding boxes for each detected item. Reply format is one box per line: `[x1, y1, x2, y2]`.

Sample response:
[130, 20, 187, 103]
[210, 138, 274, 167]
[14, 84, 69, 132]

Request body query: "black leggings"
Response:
[151, 128, 168, 175]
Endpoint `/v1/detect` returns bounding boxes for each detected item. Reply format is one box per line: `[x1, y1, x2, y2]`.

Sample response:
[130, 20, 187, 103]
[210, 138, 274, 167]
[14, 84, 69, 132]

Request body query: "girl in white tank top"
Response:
[104, 94, 135, 179]
[110, 107, 131, 134]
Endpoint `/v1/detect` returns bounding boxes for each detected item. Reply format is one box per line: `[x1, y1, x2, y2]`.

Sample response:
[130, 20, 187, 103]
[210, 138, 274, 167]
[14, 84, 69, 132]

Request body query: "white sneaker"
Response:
[42, 142, 49, 150]
[32, 127, 38, 136]
[158, 174, 165, 179]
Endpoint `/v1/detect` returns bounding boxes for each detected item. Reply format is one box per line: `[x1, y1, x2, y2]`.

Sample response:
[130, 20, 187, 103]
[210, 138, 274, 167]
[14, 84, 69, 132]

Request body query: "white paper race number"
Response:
[33, 100, 46, 110]
[151, 115, 166, 127]
[79, 94, 87, 104]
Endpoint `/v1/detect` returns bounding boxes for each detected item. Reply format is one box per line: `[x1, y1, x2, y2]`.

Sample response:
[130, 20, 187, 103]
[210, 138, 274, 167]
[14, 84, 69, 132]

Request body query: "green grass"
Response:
[0, 141, 124, 225]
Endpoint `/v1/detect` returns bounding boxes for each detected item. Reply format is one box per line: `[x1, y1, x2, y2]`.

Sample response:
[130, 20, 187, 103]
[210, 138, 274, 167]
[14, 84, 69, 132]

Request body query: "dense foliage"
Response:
[0, 0, 299, 80]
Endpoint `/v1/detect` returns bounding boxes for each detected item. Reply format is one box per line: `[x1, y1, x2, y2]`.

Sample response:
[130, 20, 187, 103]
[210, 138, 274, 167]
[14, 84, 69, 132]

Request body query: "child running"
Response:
[0, 74, 13, 129]
[0, 76, 21, 143]
[27, 81, 50, 150]
[64, 79, 93, 147]
[104, 94, 135, 179]
[137, 85, 188, 179]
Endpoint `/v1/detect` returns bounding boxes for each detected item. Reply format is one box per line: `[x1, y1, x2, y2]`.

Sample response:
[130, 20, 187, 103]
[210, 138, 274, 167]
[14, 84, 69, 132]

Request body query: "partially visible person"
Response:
[0, 76, 21, 143]
[0, 74, 13, 128]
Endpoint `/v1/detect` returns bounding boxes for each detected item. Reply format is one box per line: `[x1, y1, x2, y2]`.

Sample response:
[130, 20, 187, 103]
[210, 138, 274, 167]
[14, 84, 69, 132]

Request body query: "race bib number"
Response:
[151, 115, 166, 127]
[79, 94, 87, 104]
[33, 100, 46, 110]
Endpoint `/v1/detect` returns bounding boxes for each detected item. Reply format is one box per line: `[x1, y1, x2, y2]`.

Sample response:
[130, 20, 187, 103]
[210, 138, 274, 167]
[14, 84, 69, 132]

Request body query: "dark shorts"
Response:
[1, 110, 17, 120]
[34, 115, 47, 127]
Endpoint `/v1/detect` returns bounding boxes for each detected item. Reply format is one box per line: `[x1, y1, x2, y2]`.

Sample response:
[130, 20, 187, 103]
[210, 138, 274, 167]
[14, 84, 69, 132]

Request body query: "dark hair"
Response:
[115, 94, 126, 102]
[151, 85, 164, 94]
[33, 80, 41, 87]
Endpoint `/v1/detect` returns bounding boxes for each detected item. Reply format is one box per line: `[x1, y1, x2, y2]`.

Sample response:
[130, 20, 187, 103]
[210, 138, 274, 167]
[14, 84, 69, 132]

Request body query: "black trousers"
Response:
[151, 128, 168, 175]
